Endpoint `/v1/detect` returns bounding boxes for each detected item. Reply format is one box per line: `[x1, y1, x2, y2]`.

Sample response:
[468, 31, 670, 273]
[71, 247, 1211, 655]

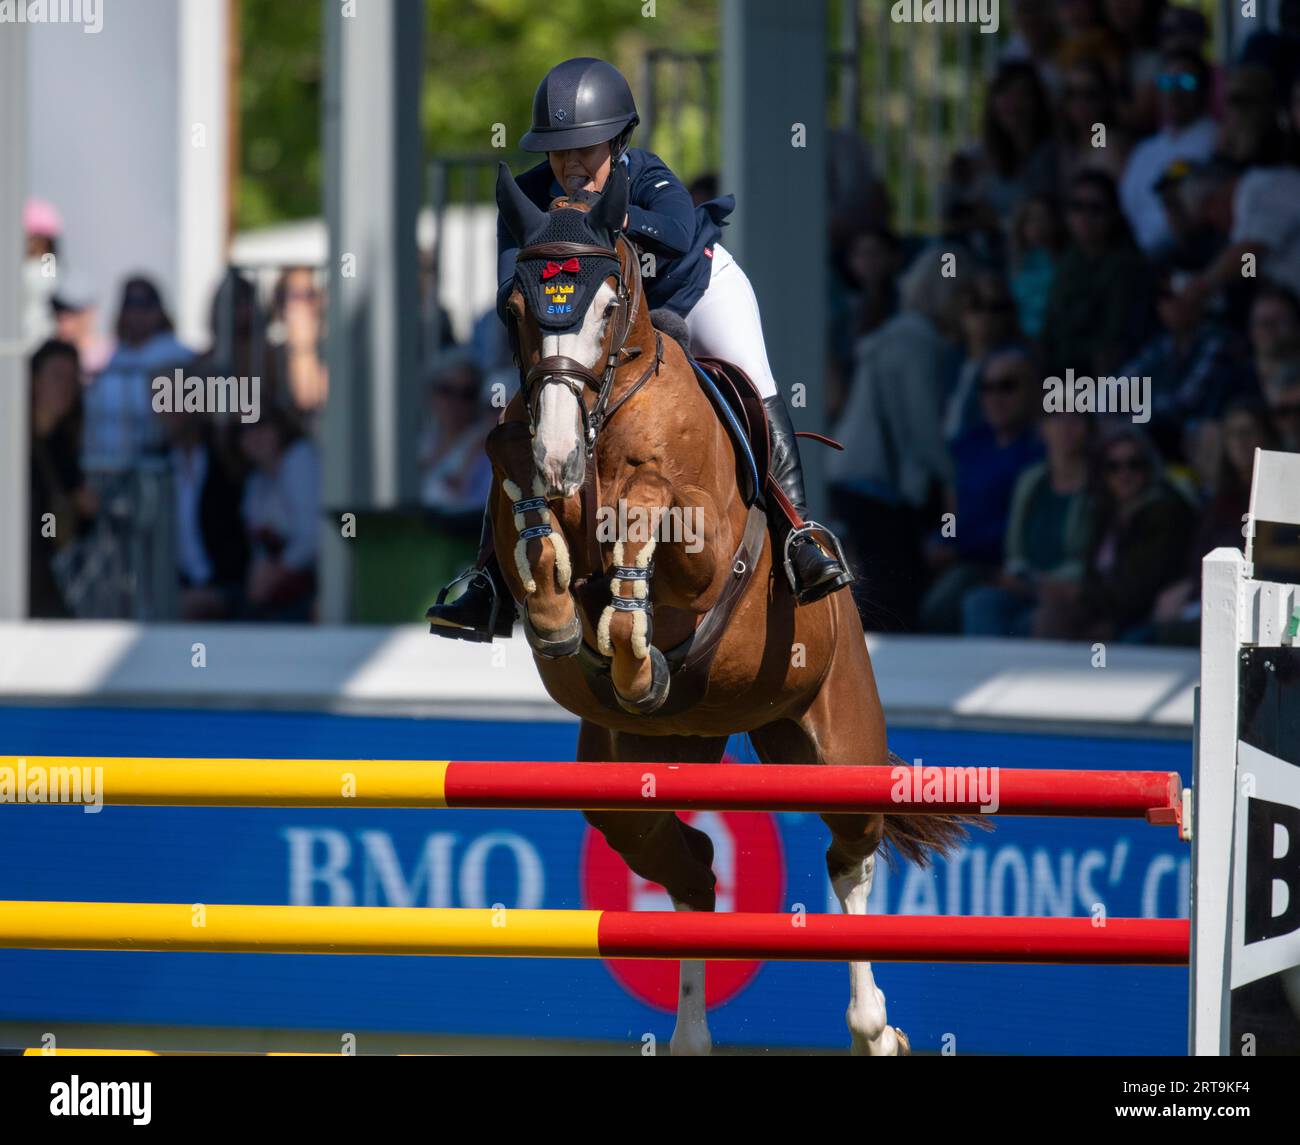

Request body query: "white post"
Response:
[176, 0, 231, 349]
[0, 20, 28, 619]
[1192, 547, 1244, 1055]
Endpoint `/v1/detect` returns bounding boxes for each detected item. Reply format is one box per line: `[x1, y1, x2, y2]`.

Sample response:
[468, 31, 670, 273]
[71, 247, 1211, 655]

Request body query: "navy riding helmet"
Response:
[521, 57, 640, 159]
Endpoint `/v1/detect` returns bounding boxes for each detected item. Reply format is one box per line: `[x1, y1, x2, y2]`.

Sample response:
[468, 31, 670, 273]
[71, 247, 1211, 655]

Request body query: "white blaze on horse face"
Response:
[534, 281, 617, 498]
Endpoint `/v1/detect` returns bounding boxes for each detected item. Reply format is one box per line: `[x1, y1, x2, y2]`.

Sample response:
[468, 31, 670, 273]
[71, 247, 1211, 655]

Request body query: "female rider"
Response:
[427, 56, 852, 641]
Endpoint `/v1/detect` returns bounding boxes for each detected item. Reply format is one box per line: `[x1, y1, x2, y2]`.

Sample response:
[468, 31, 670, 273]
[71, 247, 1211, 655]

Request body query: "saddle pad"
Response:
[688, 358, 765, 506]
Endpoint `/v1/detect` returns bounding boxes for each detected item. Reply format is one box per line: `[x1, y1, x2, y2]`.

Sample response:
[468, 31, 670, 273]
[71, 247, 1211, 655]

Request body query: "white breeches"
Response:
[684, 243, 779, 398]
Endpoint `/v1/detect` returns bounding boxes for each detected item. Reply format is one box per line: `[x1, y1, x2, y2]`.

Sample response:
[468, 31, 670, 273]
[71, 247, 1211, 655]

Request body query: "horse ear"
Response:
[590, 165, 630, 238]
[496, 163, 547, 245]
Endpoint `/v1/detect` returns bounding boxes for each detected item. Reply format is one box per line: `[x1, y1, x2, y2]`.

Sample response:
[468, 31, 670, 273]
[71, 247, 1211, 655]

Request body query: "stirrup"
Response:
[782, 520, 853, 602]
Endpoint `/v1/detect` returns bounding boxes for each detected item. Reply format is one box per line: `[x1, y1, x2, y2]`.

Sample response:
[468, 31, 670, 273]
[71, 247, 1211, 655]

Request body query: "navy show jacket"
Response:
[497, 147, 735, 317]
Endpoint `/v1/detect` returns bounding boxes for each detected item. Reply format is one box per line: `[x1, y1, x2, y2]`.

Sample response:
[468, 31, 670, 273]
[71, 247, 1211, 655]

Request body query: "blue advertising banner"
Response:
[0, 707, 1190, 1054]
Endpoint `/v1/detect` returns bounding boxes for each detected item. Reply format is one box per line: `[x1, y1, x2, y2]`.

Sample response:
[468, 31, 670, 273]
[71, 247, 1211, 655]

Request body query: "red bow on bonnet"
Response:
[541, 258, 581, 279]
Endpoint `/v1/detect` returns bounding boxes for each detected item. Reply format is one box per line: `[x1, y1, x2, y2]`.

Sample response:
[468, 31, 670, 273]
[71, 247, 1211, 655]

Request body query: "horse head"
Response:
[497, 162, 633, 499]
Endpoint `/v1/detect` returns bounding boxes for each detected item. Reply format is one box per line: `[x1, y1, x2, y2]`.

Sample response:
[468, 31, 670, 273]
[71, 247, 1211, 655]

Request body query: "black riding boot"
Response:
[762, 394, 854, 605]
[425, 506, 517, 642]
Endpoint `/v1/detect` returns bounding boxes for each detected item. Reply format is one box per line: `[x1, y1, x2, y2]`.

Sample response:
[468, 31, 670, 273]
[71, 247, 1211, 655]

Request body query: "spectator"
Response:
[1036, 425, 1194, 640]
[1156, 156, 1233, 273]
[945, 270, 1025, 442]
[921, 348, 1046, 632]
[1247, 285, 1300, 404]
[1057, 59, 1132, 186]
[1119, 48, 1218, 253]
[1009, 192, 1067, 339]
[1288, 71, 1300, 166]
[1219, 64, 1286, 169]
[418, 248, 459, 359]
[828, 246, 965, 629]
[29, 340, 97, 618]
[1157, 7, 1222, 115]
[1183, 90, 1300, 307]
[203, 271, 265, 381]
[1151, 397, 1281, 643]
[240, 406, 320, 622]
[949, 61, 1059, 232]
[1041, 170, 1152, 375]
[1267, 366, 1300, 452]
[1104, 0, 1167, 135]
[419, 356, 495, 518]
[1117, 267, 1243, 460]
[1237, 0, 1300, 102]
[22, 198, 62, 351]
[830, 246, 964, 511]
[1057, 0, 1128, 80]
[829, 225, 905, 419]
[1001, 0, 1062, 94]
[50, 271, 111, 376]
[963, 410, 1095, 637]
[82, 277, 193, 473]
[161, 410, 250, 621]
[269, 267, 329, 421]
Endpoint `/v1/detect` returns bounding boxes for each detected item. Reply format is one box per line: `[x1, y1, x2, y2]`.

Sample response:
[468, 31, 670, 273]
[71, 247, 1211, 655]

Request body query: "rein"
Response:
[512, 234, 662, 453]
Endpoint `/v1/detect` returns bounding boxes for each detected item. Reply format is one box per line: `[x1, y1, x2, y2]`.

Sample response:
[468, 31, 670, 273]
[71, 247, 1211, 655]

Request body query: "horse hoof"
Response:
[894, 1027, 911, 1056]
[523, 610, 581, 659]
[614, 645, 670, 715]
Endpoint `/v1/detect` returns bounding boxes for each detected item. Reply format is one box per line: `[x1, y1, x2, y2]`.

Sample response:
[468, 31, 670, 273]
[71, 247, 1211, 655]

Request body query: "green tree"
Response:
[236, 0, 718, 228]
[237, 0, 325, 228]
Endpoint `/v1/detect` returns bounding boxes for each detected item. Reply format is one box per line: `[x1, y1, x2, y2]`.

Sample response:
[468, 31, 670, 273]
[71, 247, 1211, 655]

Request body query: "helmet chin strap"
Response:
[609, 126, 633, 165]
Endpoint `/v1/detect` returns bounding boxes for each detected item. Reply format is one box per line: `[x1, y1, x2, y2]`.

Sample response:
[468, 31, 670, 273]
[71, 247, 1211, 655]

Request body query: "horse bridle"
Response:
[510, 235, 663, 453]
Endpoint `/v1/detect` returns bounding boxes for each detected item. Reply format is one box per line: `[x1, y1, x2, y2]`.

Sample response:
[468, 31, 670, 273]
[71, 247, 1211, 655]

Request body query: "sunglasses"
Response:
[1068, 198, 1110, 215]
[434, 387, 478, 401]
[1066, 85, 1104, 100]
[1106, 456, 1149, 474]
[1157, 72, 1200, 93]
[1271, 403, 1300, 420]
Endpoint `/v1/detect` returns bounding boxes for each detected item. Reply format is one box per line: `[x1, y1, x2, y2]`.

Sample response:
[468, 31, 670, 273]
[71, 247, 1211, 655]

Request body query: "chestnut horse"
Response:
[487, 163, 964, 1054]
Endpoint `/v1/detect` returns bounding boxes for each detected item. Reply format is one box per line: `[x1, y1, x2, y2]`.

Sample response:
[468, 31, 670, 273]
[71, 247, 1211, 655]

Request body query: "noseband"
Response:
[511, 236, 661, 453]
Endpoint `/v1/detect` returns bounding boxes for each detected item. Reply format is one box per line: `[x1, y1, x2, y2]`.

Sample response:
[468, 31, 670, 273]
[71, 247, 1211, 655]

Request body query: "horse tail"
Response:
[879, 810, 989, 869]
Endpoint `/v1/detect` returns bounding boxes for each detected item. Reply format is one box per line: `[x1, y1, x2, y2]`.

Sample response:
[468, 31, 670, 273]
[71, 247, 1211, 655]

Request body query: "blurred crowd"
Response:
[26, 250, 333, 621]
[823, 0, 1300, 644]
[24, 204, 495, 621]
[24, 0, 1300, 642]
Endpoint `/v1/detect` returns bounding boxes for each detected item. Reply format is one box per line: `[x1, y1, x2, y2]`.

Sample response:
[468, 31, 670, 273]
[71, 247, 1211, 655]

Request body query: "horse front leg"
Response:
[486, 424, 581, 658]
[501, 474, 582, 657]
[598, 470, 678, 713]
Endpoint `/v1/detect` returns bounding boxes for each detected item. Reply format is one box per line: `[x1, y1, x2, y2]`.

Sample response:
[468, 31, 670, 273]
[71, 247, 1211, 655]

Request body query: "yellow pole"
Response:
[0, 902, 602, 958]
[0, 756, 453, 807]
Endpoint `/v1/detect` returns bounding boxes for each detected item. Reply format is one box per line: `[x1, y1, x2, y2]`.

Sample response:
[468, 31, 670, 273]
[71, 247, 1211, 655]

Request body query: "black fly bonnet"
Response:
[496, 162, 661, 450]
